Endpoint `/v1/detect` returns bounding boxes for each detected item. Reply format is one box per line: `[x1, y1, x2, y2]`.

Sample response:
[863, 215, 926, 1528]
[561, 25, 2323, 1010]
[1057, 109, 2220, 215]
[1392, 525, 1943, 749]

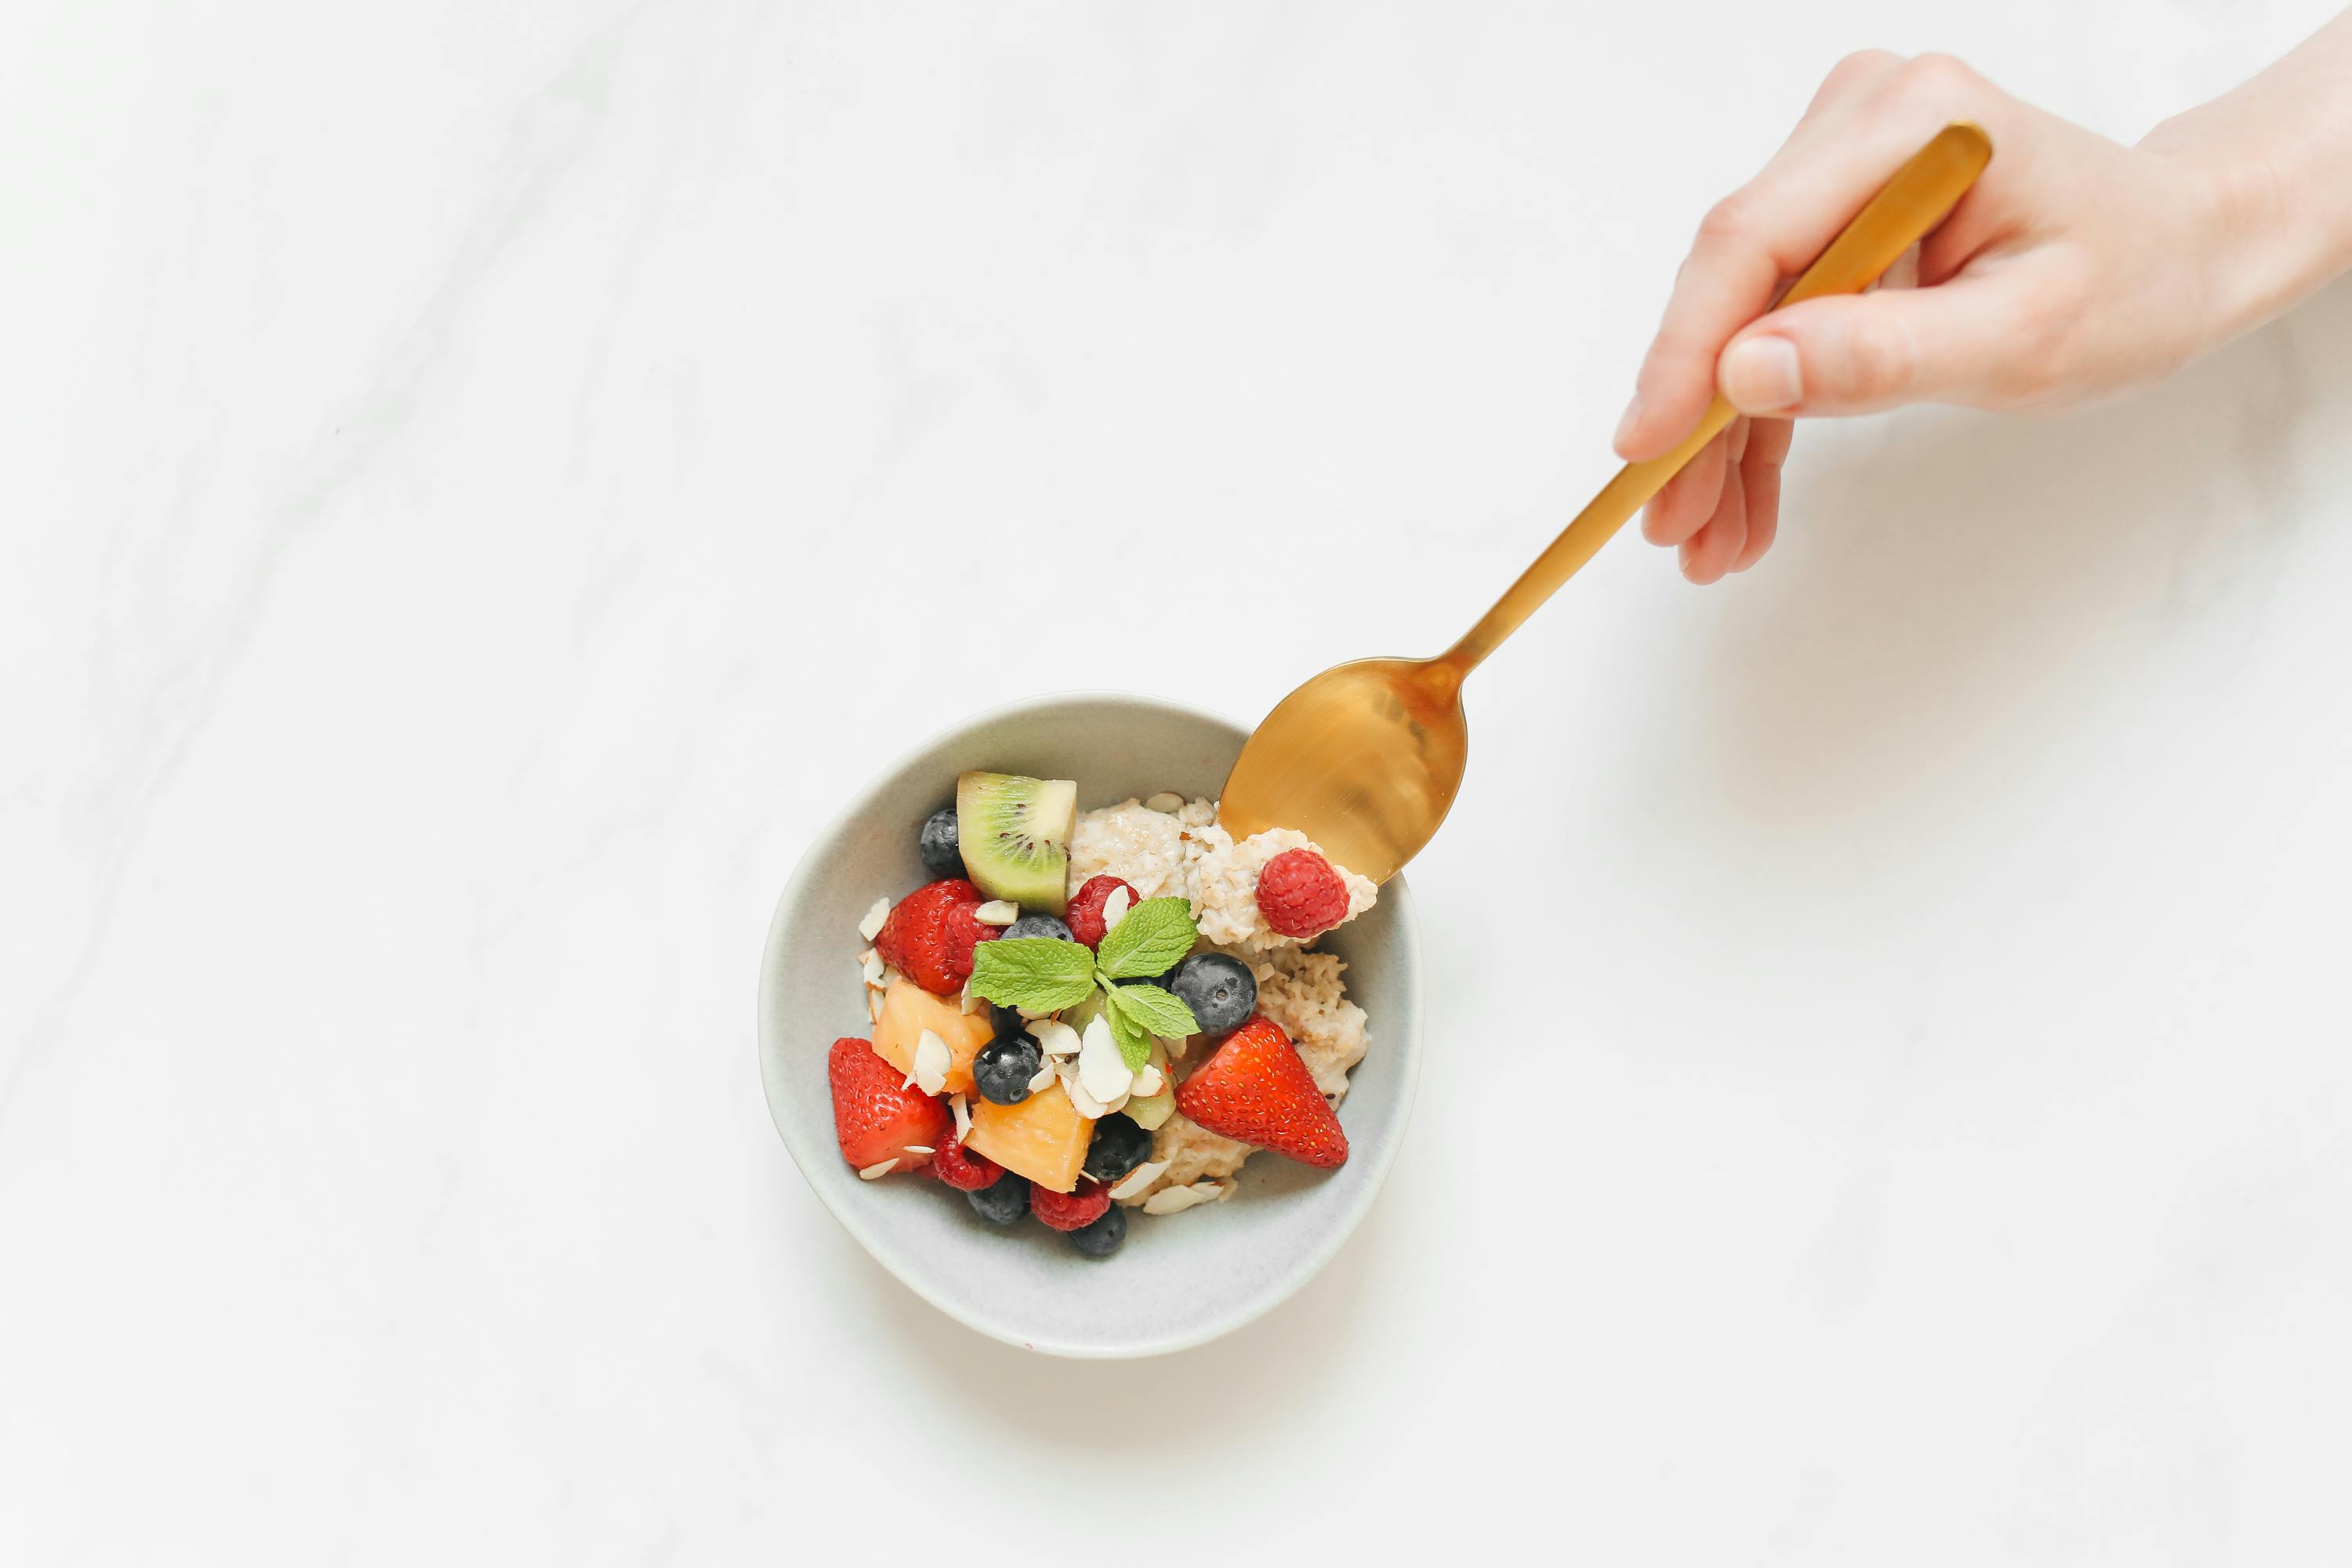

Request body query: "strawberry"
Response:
[875, 878, 998, 995]
[1065, 874, 1140, 949]
[1254, 848, 1350, 938]
[827, 1036, 949, 1174]
[1173, 1016, 1348, 1168]
[1029, 1178, 1112, 1232]
[929, 1134, 1004, 1192]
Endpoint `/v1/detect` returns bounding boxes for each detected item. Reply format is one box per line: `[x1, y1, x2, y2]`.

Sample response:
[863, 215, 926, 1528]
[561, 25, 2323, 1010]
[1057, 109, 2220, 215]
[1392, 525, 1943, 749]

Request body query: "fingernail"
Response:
[1612, 394, 1644, 453]
[1722, 336, 1802, 412]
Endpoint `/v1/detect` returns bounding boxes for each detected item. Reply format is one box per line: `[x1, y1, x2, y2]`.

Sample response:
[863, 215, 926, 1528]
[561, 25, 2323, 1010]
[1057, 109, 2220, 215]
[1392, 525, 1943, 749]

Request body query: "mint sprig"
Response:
[967, 938, 1098, 1014]
[1095, 897, 1198, 980]
[964, 897, 1207, 1075]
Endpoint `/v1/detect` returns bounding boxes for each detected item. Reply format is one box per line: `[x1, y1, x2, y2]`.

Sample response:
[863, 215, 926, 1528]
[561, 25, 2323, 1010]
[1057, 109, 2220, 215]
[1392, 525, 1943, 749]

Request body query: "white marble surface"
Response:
[7, 2, 2352, 1560]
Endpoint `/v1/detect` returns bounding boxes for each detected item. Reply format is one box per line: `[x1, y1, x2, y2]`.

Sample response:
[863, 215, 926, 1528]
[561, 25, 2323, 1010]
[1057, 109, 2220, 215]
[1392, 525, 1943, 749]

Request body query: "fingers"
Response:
[1615, 51, 2010, 460]
[1639, 426, 1731, 546]
[1679, 455, 1748, 584]
[1638, 417, 1793, 583]
[1730, 419, 1792, 571]
[1717, 264, 2066, 416]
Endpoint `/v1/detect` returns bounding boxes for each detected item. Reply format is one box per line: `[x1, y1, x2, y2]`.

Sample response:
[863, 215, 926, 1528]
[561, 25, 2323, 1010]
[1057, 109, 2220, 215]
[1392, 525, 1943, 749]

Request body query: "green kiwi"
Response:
[955, 771, 1076, 913]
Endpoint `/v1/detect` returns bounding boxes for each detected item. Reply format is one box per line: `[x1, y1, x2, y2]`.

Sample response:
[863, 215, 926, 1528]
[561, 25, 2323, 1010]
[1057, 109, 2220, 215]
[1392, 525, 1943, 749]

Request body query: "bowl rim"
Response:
[756, 689, 1424, 1357]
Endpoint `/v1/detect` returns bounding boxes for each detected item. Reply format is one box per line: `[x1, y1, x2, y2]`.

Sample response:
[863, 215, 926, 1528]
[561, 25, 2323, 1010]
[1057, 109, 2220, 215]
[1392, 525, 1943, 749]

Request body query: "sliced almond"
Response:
[1030, 1018, 1081, 1059]
[860, 952, 886, 987]
[866, 989, 884, 1024]
[1059, 1061, 1125, 1120]
[950, 1092, 971, 1142]
[1131, 1065, 1164, 1097]
[1144, 792, 1186, 814]
[1142, 1184, 1209, 1214]
[912, 1029, 950, 1095]
[1108, 1158, 1171, 1201]
[857, 1159, 898, 1181]
[960, 990, 984, 1015]
[900, 1145, 935, 1156]
[857, 898, 891, 942]
[1026, 1062, 1057, 1094]
[1102, 885, 1133, 931]
[973, 900, 1018, 925]
[1077, 1014, 1134, 1105]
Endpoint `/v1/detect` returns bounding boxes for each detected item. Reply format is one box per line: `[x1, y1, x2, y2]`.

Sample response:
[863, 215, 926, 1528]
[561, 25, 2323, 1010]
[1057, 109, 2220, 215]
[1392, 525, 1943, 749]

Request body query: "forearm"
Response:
[2145, 9, 2352, 343]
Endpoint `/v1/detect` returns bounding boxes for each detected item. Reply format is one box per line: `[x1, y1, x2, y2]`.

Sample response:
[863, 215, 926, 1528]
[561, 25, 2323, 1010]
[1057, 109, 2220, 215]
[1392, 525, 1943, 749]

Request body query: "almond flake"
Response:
[866, 989, 885, 1024]
[857, 898, 891, 942]
[973, 900, 1018, 925]
[1077, 1014, 1134, 1105]
[1131, 1065, 1164, 1097]
[861, 952, 886, 987]
[1102, 886, 1133, 931]
[1030, 1019, 1080, 1059]
[960, 990, 984, 1014]
[1059, 1061, 1125, 1120]
[1142, 1184, 1209, 1214]
[1108, 1159, 1171, 1201]
[1144, 792, 1185, 814]
[912, 1029, 950, 1095]
[950, 1092, 971, 1142]
[900, 1145, 935, 1156]
[1026, 1063, 1057, 1094]
[857, 1159, 898, 1181]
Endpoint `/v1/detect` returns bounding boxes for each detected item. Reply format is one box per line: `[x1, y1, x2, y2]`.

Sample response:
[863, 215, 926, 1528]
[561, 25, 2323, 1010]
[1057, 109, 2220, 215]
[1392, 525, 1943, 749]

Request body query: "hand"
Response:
[1613, 51, 2248, 583]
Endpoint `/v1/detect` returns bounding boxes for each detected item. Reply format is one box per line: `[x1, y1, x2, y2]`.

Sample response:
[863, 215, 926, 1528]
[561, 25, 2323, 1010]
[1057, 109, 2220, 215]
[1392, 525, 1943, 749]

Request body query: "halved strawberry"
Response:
[828, 1036, 949, 1174]
[874, 878, 998, 996]
[1172, 1016, 1348, 1168]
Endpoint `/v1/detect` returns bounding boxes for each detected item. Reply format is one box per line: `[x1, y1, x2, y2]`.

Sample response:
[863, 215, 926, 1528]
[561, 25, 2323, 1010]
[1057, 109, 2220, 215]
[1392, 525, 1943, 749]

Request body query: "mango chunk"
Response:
[967, 1081, 1094, 1192]
[871, 978, 994, 1095]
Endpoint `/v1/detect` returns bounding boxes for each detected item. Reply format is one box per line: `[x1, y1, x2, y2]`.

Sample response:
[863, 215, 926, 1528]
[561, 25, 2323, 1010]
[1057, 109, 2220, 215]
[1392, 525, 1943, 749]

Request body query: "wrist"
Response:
[2143, 100, 2352, 349]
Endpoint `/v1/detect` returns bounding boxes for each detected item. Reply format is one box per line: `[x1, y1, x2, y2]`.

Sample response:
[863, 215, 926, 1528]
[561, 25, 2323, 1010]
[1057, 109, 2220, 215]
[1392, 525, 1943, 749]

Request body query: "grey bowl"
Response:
[757, 693, 1423, 1358]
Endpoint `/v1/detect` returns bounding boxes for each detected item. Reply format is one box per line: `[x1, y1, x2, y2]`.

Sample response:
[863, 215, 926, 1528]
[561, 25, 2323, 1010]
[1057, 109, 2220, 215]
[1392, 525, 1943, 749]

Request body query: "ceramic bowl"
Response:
[758, 693, 1422, 1358]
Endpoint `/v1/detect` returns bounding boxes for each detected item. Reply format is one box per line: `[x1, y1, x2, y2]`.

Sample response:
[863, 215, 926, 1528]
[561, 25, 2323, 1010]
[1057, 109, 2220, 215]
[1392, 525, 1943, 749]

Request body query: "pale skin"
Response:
[1617, 10, 2352, 583]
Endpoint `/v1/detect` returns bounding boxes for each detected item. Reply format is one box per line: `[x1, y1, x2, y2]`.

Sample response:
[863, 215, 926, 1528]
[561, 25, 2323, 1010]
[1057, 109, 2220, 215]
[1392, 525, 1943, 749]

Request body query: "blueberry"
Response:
[966, 1172, 1030, 1226]
[1083, 1113, 1153, 1182]
[1005, 913, 1073, 943]
[1169, 952, 1256, 1036]
[916, 805, 962, 880]
[973, 1033, 1042, 1105]
[1065, 1203, 1127, 1258]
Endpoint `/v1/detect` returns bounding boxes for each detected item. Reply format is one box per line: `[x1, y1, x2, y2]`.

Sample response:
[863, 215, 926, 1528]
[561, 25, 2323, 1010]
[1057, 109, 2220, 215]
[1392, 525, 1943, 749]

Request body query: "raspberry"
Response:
[875, 878, 998, 995]
[1029, 1178, 1112, 1232]
[1254, 849, 1349, 938]
[928, 1134, 1004, 1192]
[1065, 875, 1140, 949]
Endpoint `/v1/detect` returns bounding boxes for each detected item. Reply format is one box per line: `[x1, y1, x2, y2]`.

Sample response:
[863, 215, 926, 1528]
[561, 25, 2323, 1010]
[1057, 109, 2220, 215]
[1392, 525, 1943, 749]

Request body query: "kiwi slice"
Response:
[956, 771, 1076, 913]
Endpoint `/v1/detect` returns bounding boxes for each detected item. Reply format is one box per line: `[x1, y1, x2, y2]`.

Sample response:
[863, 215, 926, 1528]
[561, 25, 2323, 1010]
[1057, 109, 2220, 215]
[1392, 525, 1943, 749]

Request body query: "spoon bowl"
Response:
[1217, 658, 1467, 885]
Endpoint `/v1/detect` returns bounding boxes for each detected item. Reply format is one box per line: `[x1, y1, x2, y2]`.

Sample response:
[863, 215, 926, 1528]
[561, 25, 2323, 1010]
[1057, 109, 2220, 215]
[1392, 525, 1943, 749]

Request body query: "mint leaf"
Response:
[967, 938, 1097, 1013]
[1094, 896, 1199, 980]
[1105, 982, 1198, 1045]
[1098, 985, 1156, 1073]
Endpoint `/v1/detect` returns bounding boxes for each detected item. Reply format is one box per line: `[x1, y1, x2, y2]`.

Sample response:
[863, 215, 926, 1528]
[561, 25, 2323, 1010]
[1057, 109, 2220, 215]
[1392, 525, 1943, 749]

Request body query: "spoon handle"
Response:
[1436, 121, 1994, 678]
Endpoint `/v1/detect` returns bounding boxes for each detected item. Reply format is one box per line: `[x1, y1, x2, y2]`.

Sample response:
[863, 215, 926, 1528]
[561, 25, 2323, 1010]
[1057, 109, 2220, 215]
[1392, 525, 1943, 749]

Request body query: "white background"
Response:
[7, 2, 2352, 1561]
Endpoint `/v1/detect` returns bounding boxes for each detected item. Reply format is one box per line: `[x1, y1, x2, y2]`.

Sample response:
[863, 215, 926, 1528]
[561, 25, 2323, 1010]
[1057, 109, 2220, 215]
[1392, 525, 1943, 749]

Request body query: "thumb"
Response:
[1715, 276, 2045, 416]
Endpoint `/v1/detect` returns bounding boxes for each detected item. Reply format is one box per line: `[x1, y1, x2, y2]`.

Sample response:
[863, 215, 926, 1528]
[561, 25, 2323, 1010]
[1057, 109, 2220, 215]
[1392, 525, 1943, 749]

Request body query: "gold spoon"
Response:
[1218, 122, 1994, 883]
